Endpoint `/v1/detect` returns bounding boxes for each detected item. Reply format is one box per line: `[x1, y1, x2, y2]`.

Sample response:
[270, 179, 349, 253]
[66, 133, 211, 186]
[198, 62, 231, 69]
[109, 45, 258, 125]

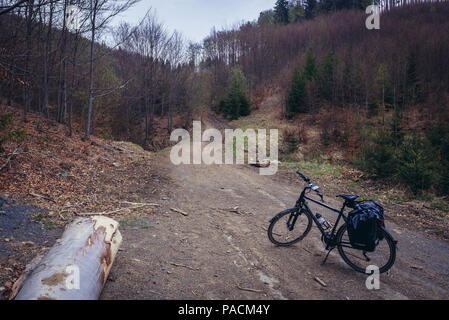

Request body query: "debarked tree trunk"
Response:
[14, 216, 122, 300]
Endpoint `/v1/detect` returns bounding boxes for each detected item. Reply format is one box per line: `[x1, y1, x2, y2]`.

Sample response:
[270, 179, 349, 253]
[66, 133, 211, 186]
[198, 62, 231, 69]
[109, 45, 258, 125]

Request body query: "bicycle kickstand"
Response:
[321, 247, 335, 266]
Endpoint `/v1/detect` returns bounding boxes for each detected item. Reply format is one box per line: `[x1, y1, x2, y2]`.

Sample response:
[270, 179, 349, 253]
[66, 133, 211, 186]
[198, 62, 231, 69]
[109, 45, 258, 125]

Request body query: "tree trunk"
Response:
[14, 216, 122, 300]
[69, 32, 80, 138]
[57, 0, 69, 123]
[86, 1, 97, 140]
[23, 0, 35, 122]
[43, 2, 54, 120]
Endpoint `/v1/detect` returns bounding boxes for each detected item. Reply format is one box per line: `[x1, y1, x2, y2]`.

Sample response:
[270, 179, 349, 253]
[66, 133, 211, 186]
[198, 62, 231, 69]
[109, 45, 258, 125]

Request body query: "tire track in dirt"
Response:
[101, 117, 449, 300]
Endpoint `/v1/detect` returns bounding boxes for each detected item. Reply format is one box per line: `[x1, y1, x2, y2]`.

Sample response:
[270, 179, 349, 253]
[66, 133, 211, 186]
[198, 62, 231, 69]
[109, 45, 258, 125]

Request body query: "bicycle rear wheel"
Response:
[268, 208, 312, 246]
[336, 224, 396, 274]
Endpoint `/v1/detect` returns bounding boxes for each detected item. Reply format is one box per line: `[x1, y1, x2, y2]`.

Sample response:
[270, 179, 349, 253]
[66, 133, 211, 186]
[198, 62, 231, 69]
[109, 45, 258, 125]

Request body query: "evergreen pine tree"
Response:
[305, 0, 317, 20]
[318, 50, 336, 102]
[375, 63, 392, 124]
[222, 67, 251, 120]
[286, 68, 307, 118]
[239, 94, 251, 117]
[258, 10, 275, 26]
[289, 2, 305, 23]
[319, 0, 334, 12]
[303, 48, 317, 81]
[375, 63, 393, 110]
[274, 0, 290, 25]
[405, 50, 421, 105]
[390, 110, 404, 150]
[342, 55, 353, 104]
[352, 60, 364, 106]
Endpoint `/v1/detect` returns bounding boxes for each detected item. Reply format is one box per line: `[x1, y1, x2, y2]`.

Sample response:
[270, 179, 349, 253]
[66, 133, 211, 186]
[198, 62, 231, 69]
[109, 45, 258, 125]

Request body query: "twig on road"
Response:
[147, 290, 161, 296]
[314, 277, 327, 287]
[121, 201, 160, 207]
[236, 282, 265, 294]
[169, 261, 200, 271]
[29, 192, 56, 203]
[302, 247, 313, 255]
[170, 207, 189, 216]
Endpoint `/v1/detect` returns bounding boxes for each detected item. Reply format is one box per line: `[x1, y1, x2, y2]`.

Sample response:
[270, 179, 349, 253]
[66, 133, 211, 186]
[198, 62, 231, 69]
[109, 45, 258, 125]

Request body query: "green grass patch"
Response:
[281, 160, 342, 178]
[429, 198, 449, 212]
[42, 220, 55, 230]
[119, 216, 151, 229]
[125, 142, 145, 152]
[157, 146, 172, 153]
[386, 194, 409, 204]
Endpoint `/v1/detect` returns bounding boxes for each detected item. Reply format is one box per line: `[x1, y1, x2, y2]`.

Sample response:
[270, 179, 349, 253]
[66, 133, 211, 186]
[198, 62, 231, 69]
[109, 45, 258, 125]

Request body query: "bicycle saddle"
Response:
[337, 194, 359, 202]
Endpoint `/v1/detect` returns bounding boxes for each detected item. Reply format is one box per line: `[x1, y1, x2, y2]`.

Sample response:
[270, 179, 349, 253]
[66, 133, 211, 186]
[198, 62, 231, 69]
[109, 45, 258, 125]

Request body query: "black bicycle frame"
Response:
[294, 188, 349, 249]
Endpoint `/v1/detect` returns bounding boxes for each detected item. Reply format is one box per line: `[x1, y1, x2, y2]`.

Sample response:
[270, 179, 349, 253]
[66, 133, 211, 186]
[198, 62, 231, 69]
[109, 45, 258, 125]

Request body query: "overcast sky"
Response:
[112, 0, 275, 43]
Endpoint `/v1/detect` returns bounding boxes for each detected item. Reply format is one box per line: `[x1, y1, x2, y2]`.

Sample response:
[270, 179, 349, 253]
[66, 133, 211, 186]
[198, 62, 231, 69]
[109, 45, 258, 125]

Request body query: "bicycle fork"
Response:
[287, 210, 301, 231]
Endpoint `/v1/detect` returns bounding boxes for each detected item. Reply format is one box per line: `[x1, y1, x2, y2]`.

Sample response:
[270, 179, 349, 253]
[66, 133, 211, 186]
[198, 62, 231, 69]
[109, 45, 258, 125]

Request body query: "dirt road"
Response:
[101, 141, 449, 300]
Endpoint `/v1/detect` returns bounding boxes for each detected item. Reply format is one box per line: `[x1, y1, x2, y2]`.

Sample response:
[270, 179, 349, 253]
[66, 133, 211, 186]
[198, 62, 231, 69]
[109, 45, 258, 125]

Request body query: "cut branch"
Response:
[29, 192, 56, 203]
[0, 146, 21, 171]
[236, 282, 265, 294]
[169, 261, 200, 271]
[170, 207, 189, 216]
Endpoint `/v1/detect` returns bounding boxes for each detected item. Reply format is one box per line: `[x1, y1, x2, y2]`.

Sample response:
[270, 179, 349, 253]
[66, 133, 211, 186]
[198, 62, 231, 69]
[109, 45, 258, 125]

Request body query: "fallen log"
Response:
[14, 216, 122, 300]
[250, 158, 271, 168]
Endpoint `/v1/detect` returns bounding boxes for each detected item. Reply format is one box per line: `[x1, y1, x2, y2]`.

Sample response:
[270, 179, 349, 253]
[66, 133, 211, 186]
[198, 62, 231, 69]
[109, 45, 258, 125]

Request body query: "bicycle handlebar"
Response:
[297, 170, 324, 201]
[296, 170, 310, 182]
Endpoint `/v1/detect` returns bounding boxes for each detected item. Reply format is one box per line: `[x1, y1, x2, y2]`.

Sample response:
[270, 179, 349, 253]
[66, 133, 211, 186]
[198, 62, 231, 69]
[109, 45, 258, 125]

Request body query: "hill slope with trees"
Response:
[200, 1, 449, 196]
[1, 1, 449, 197]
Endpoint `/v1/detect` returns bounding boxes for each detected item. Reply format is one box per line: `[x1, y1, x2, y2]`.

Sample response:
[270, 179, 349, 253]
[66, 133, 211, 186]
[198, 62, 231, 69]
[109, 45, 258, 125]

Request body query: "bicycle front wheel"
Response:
[336, 224, 396, 274]
[268, 208, 312, 246]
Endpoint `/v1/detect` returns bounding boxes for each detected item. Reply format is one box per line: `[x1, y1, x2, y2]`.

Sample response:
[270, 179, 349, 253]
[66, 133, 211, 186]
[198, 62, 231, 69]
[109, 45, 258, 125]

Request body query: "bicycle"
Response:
[267, 170, 397, 274]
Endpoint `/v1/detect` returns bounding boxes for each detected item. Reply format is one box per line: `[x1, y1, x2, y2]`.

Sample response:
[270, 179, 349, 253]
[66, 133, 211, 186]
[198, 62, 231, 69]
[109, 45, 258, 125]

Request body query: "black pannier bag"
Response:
[347, 201, 385, 252]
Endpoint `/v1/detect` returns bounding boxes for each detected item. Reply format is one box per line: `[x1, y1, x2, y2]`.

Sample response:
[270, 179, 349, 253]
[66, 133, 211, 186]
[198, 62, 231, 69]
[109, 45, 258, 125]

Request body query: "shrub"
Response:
[360, 131, 399, 179]
[354, 124, 438, 194]
[397, 134, 435, 194]
[436, 162, 449, 196]
[111, 119, 127, 137]
[283, 128, 299, 154]
[426, 122, 449, 195]
[426, 122, 449, 161]
[286, 68, 307, 116]
[0, 113, 27, 153]
[101, 130, 113, 140]
[221, 67, 251, 120]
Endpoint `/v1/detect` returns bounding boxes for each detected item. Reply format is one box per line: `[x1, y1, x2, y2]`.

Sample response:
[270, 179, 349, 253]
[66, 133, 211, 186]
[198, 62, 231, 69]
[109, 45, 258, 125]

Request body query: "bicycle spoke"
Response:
[344, 250, 370, 262]
[268, 209, 312, 246]
[337, 225, 396, 274]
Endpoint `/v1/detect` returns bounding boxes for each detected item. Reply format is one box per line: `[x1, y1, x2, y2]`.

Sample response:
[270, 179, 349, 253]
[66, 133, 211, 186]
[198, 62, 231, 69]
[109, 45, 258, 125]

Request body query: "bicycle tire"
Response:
[336, 224, 396, 274]
[268, 208, 313, 246]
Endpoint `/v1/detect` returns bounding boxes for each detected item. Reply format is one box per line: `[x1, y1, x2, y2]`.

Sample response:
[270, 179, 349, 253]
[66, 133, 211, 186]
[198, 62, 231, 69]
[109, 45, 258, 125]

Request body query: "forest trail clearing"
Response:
[100, 117, 449, 300]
